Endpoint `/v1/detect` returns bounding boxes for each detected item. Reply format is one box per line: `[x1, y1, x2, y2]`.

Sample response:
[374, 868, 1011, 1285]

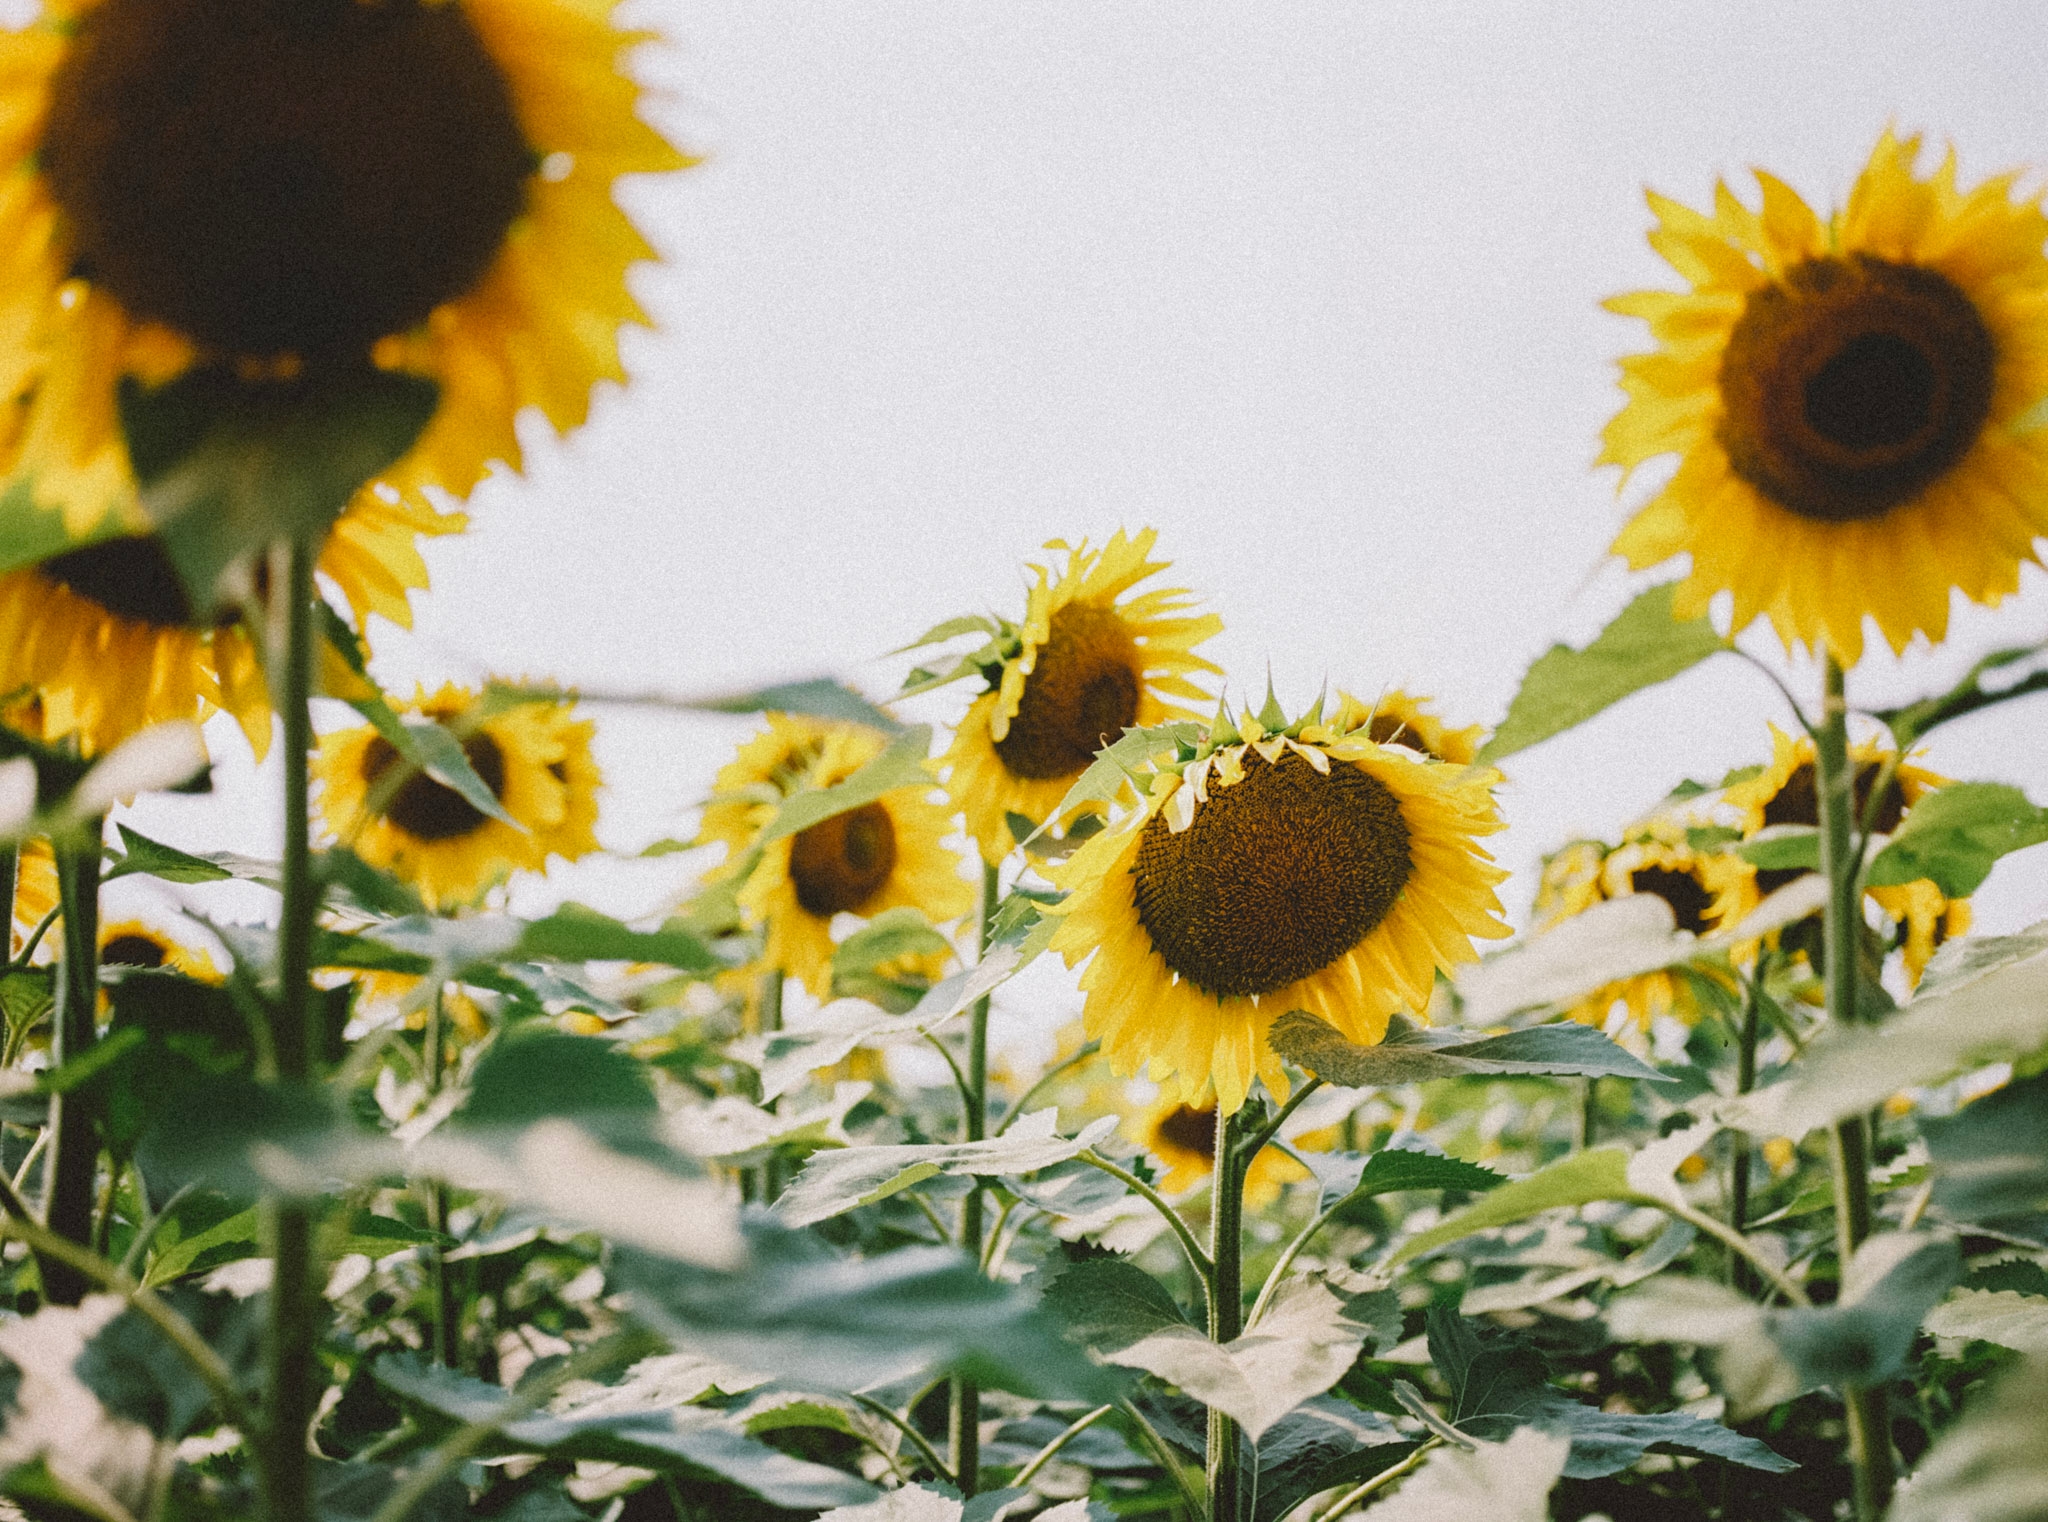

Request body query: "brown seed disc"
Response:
[1754, 758, 1905, 894]
[363, 731, 507, 842]
[38, 535, 198, 628]
[789, 802, 898, 917]
[41, 0, 531, 357]
[1133, 749, 1412, 999]
[101, 933, 169, 968]
[1153, 1104, 1217, 1160]
[994, 604, 1143, 781]
[1629, 866, 1713, 936]
[1717, 254, 1994, 522]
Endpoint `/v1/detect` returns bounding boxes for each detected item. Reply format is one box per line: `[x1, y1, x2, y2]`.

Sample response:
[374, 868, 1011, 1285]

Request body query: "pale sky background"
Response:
[120, 1, 2048, 1037]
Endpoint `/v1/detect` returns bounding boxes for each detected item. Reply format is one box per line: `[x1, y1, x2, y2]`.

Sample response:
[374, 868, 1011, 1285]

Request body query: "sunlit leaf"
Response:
[1269, 1010, 1664, 1087]
[1865, 781, 2048, 897]
[1478, 583, 1731, 764]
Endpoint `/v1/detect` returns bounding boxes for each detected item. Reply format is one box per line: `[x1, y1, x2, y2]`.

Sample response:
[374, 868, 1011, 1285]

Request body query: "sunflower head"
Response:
[98, 917, 222, 982]
[731, 725, 974, 1000]
[1132, 1093, 1306, 1205]
[1532, 838, 1612, 929]
[699, 713, 840, 869]
[1604, 130, 2048, 664]
[313, 683, 600, 910]
[1725, 723, 1945, 894]
[1047, 702, 1510, 1115]
[1330, 689, 1486, 766]
[941, 529, 1221, 863]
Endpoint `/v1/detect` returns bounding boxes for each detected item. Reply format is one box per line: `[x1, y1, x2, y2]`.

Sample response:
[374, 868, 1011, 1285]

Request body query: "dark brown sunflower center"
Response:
[1154, 1104, 1218, 1160]
[993, 604, 1143, 781]
[789, 802, 897, 917]
[362, 731, 506, 842]
[1629, 866, 1713, 936]
[38, 535, 203, 629]
[101, 934, 168, 968]
[1754, 758, 1906, 894]
[1366, 712, 1437, 758]
[1132, 749, 1412, 999]
[1717, 254, 1995, 522]
[41, 0, 532, 358]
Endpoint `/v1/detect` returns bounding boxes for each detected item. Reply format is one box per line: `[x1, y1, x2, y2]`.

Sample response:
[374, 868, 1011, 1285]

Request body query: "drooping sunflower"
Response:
[732, 726, 974, 1000]
[0, 0, 687, 542]
[313, 684, 600, 909]
[1724, 723, 1966, 983]
[1554, 831, 1757, 1031]
[943, 530, 1222, 863]
[1047, 705, 1511, 1116]
[1603, 130, 2048, 664]
[1330, 689, 1486, 766]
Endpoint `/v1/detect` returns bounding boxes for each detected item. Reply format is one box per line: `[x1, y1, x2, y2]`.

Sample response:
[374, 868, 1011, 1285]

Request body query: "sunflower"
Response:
[1603, 130, 2048, 664]
[1330, 689, 1485, 766]
[1531, 838, 1612, 930]
[1046, 705, 1510, 1116]
[97, 917, 222, 982]
[1725, 724, 1968, 981]
[1132, 1093, 1307, 1207]
[698, 713, 839, 870]
[8, 837, 58, 958]
[313, 683, 600, 910]
[733, 726, 974, 1000]
[943, 530, 1221, 863]
[0, 0, 686, 544]
[1554, 832, 1757, 1031]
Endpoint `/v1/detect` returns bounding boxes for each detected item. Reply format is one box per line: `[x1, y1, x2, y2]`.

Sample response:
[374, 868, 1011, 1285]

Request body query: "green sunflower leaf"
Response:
[1268, 1010, 1666, 1089]
[1876, 638, 2048, 749]
[1887, 1353, 2048, 1522]
[757, 725, 936, 845]
[1865, 781, 2048, 897]
[1388, 1147, 1642, 1266]
[124, 365, 439, 618]
[671, 676, 904, 732]
[1478, 582, 1731, 764]
[103, 823, 241, 884]
[373, 1352, 879, 1511]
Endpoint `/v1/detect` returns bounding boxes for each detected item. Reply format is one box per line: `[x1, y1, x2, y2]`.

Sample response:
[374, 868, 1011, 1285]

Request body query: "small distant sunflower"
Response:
[734, 726, 973, 999]
[314, 684, 600, 909]
[1330, 689, 1485, 765]
[1726, 725, 1967, 982]
[0, 0, 687, 543]
[944, 530, 1221, 862]
[1604, 130, 2048, 664]
[1531, 838, 1612, 930]
[1557, 832, 1756, 1030]
[698, 713, 838, 870]
[1047, 706, 1510, 1116]
[1132, 1094, 1306, 1207]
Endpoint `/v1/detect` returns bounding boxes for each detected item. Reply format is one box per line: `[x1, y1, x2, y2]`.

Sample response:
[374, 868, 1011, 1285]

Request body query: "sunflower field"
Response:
[0, 4, 2044, 1522]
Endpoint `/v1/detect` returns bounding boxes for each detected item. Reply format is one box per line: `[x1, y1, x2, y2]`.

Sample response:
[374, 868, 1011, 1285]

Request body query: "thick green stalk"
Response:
[423, 991, 457, 1368]
[758, 967, 786, 1202]
[948, 859, 1000, 1495]
[1207, 1104, 1248, 1522]
[1728, 967, 1763, 1297]
[41, 834, 103, 1305]
[0, 841, 17, 958]
[1815, 653, 1891, 1521]
[262, 534, 321, 1522]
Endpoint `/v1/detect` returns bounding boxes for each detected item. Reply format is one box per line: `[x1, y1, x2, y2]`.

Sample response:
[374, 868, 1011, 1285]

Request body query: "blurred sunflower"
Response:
[97, 917, 221, 982]
[1604, 130, 2048, 664]
[698, 713, 838, 871]
[1133, 1094, 1307, 1207]
[1725, 723, 1966, 985]
[734, 726, 973, 1000]
[1531, 837, 1612, 929]
[0, 0, 687, 541]
[8, 838, 58, 958]
[1555, 832, 1756, 1030]
[1048, 705, 1510, 1116]
[1330, 689, 1485, 765]
[944, 530, 1221, 862]
[314, 684, 599, 909]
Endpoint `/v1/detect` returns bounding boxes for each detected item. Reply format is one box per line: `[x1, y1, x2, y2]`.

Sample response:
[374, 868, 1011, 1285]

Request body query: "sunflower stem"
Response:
[1816, 652, 1892, 1521]
[263, 531, 322, 1522]
[758, 966, 785, 1203]
[1207, 1103, 1249, 1522]
[949, 858, 999, 1496]
[41, 830, 102, 1306]
[0, 840, 17, 960]
[1728, 962, 1764, 1297]
[424, 987, 456, 1369]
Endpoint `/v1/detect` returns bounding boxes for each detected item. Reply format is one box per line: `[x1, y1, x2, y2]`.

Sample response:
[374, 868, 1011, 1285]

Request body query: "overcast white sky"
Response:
[125, 2, 2048, 1009]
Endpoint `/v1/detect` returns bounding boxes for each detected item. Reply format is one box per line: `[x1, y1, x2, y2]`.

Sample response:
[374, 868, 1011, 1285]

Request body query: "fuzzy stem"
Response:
[262, 533, 321, 1522]
[41, 832, 103, 1305]
[1816, 652, 1892, 1521]
[1729, 965, 1763, 1296]
[1207, 1103, 1248, 1522]
[948, 858, 1000, 1496]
